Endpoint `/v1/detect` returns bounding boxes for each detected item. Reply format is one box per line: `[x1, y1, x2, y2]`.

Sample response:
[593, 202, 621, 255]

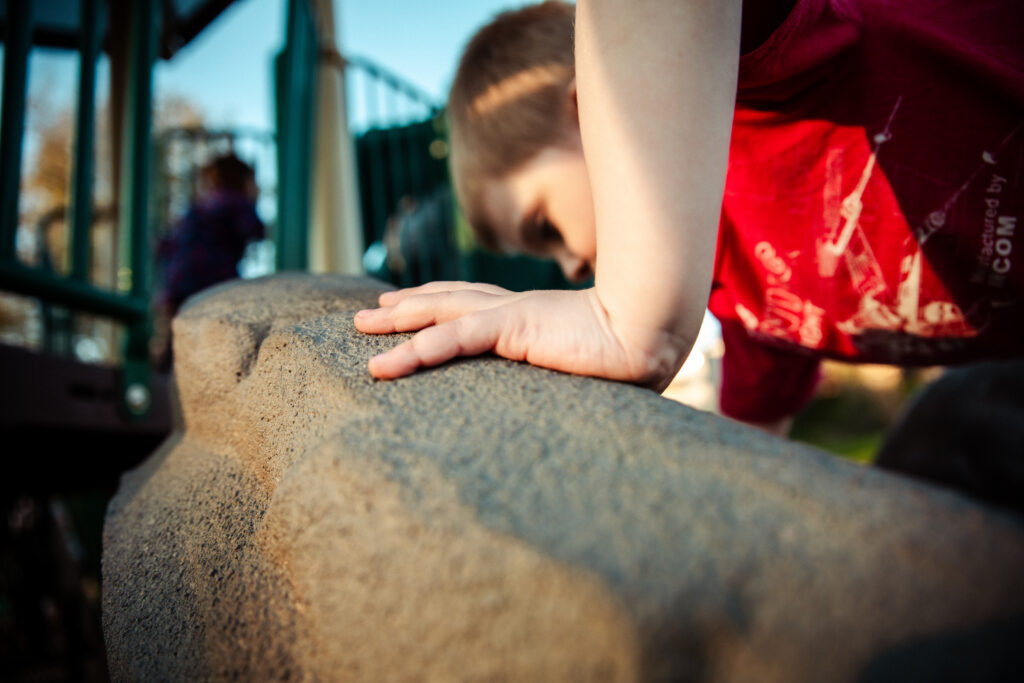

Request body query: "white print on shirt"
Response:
[817, 97, 901, 279]
[974, 174, 1013, 285]
[734, 289, 826, 349]
[763, 287, 826, 348]
[970, 122, 1022, 290]
[815, 96, 976, 342]
[754, 241, 792, 284]
[745, 244, 826, 348]
[735, 303, 760, 332]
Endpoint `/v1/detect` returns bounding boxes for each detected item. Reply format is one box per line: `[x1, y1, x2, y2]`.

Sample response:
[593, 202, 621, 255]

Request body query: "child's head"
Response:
[199, 153, 257, 200]
[448, 1, 596, 282]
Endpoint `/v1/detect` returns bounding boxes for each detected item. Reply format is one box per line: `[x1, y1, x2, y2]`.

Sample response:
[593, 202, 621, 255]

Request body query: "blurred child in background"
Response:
[153, 152, 265, 367]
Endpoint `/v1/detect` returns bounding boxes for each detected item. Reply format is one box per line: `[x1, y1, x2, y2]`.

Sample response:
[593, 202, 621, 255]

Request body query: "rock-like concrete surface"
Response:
[103, 273, 1024, 682]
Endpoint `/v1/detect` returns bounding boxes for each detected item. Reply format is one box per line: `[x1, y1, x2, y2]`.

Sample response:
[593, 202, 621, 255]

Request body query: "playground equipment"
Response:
[0, 0, 445, 467]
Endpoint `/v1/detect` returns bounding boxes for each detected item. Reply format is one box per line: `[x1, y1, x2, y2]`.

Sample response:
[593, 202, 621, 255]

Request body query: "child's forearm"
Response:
[576, 0, 741, 382]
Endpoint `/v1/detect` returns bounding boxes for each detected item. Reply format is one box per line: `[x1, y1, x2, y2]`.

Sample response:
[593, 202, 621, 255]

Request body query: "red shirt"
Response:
[712, 0, 1024, 422]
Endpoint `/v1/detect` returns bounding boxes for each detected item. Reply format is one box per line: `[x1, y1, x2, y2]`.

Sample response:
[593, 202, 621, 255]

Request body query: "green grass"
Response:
[788, 389, 892, 464]
[791, 431, 883, 464]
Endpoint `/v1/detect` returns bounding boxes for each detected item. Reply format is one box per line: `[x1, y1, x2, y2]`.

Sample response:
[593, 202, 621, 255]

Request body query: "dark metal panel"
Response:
[159, 0, 235, 57]
[0, 343, 171, 437]
[0, 0, 234, 59]
[0, 0, 81, 47]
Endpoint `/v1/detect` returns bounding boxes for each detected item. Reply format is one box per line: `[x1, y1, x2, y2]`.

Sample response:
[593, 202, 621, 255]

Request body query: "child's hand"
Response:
[354, 282, 679, 390]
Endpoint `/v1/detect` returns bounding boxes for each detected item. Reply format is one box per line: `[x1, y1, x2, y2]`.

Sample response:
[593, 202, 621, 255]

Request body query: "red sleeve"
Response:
[718, 318, 821, 423]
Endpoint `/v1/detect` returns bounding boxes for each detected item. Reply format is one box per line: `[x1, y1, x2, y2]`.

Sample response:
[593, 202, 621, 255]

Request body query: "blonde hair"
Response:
[447, 1, 576, 249]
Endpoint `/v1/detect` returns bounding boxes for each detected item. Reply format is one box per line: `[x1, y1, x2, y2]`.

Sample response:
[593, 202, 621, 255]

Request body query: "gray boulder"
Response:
[103, 273, 1024, 682]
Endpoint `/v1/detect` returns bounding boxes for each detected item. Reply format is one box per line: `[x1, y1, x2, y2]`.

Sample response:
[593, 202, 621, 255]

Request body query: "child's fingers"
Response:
[378, 281, 510, 306]
[368, 313, 500, 379]
[356, 290, 518, 334]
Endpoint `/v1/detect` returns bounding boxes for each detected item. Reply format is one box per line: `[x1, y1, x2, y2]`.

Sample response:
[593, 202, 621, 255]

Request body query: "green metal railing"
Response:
[0, 0, 157, 418]
[347, 55, 446, 255]
[0, 0, 322, 421]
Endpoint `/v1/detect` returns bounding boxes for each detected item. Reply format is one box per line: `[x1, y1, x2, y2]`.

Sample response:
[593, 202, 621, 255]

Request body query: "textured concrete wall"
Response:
[103, 273, 1024, 682]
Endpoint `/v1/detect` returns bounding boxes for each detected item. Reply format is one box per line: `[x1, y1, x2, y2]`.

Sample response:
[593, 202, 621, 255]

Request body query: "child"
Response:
[355, 0, 1023, 434]
[153, 153, 265, 367]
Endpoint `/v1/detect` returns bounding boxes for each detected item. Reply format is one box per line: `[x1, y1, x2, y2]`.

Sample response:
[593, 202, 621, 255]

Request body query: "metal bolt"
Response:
[125, 383, 151, 414]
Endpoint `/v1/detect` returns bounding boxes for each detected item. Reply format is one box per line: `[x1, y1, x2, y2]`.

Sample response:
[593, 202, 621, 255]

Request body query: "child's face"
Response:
[480, 142, 597, 282]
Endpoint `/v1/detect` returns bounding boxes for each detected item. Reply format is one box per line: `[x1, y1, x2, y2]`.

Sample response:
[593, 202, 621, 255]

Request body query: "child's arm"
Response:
[576, 0, 741, 381]
[355, 0, 742, 390]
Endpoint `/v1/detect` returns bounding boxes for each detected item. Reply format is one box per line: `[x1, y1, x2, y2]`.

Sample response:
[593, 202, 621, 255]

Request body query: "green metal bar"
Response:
[0, 0, 33, 262]
[118, 0, 157, 298]
[368, 132, 387, 241]
[274, 0, 317, 271]
[70, 0, 102, 282]
[407, 123, 424, 194]
[0, 262, 148, 321]
[362, 76, 388, 243]
[117, 0, 159, 419]
[363, 69, 379, 122]
[387, 128, 405, 202]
